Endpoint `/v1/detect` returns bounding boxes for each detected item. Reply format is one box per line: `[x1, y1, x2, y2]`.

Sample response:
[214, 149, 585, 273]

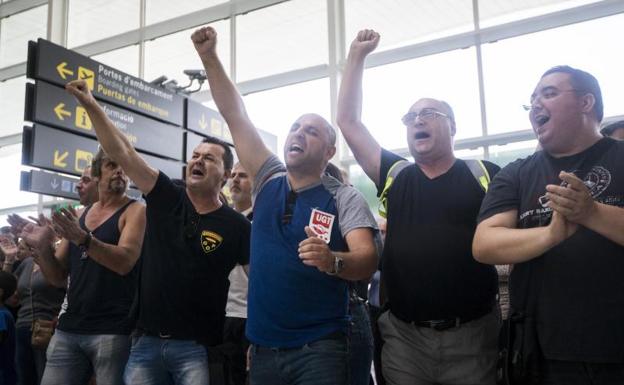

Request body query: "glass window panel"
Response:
[242, 78, 331, 161]
[236, 0, 327, 82]
[479, 0, 600, 28]
[68, 0, 140, 47]
[348, 163, 379, 212]
[488, 139, 539, 167]
[359, 47, 482, 152]
[0, 144, 39, 211]
[91, 44, 140, 77]
[0, 76, 28, 137]
[0, 5, 47, 67]
[456, 147, 485, 160]
[345, 0, 473, 52]
[145, 0, 226, 25]
[482, 14, 624, 136]
[144, 21, 230, 88]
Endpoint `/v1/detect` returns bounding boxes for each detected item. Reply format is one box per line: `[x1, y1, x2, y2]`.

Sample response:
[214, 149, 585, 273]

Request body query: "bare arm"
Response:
[65, 81, 159, 195]
[298, 226, 378, 281]
[336, 30, 382, 185]
[52, 204, 145, 276]
[473, 209, 577, 265]
[192, 26, 271, 180]
[20, 224, 68, 288]
[547, 171, 624, 247]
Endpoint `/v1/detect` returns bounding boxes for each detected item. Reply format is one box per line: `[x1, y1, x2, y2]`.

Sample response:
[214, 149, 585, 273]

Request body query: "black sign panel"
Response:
[28, 38, 184, 126]
[23, 124, 183, 179]
[185, 98, 232, 142]
[21, 169, 80, 200]
[184, 131, 206, 163]
[26, 80, 183, 160]
[21, 169, 142, 201]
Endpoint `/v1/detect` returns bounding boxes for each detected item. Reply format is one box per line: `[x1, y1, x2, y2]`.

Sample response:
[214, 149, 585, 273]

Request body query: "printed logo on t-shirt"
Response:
[201, 230, 223, 253]
[308, 208, 335, 244]
[523, 166, 613, 227]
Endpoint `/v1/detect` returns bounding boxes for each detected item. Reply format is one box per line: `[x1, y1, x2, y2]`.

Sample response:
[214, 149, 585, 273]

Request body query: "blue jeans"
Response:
[249, 336, 348, 385]
[41, 330, 130, 385]
[123, 335, 209, 385]
[349, 300, 373, 385]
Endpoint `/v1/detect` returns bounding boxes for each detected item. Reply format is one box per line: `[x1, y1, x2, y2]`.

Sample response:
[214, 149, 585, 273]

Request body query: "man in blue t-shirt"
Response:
[192, 26, 380, 385]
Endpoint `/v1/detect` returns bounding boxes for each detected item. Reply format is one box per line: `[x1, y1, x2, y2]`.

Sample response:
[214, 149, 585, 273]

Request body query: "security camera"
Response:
[183, 69, 207, 80]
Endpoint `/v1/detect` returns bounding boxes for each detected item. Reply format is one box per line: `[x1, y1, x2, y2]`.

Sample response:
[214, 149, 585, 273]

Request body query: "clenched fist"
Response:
[349, 29, 380, 58]
[191, 26, 218, 59]
[66, 79, 97, 108]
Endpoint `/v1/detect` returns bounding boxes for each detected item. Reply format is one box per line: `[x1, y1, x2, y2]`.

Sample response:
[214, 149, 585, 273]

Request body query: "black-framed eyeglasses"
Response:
[522, 88, 581, 111]
[184, 211, 200, 239]
[401, 109, 449, 126]
[282, 190, 297, 224]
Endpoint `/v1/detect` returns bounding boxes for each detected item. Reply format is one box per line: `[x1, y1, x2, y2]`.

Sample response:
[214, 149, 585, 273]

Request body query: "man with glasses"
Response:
[62, 79, 251, 385]
[474, 66, 624, 384]
[192, 26, 379, 385]
[337, 30, 500, 385]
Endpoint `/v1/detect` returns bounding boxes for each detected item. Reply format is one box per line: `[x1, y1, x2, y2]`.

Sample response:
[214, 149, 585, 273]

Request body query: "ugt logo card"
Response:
[308, 208, 335, 244]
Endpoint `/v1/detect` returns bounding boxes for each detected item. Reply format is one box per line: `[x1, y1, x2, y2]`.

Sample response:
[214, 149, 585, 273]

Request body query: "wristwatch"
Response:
[78, 232, 93, 257]
[327, 255, 344, 276]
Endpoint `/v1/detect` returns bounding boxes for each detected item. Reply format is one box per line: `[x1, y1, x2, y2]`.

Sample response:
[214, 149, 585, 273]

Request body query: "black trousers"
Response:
[221, 317, 249, 385]
[542, 359, 624, 385]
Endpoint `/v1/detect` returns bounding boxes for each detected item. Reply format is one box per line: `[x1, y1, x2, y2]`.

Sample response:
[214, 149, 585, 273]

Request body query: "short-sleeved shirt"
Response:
[478, 138, 624, 363]
[0, 306, 16, 385]
[246, 155, 379, 348]
[137, 172, 250, 346]
[378, 149, 500, 322]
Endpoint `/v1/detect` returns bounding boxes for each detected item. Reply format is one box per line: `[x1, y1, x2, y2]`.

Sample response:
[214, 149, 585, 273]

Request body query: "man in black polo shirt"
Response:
[337, 29, 500, 384]
[474, 66, 624, 384]
[64, 79, 250, 384]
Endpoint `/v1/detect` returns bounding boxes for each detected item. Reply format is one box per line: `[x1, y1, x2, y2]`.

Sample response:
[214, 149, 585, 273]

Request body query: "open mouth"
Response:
[191, 168, 205, 177]
[414, 132, 430, 140]
[535, 115, 550, 126]
[288, 143, 304, 153]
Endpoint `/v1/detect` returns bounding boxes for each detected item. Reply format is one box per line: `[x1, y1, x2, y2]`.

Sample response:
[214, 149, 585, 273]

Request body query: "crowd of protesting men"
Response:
[0, 25, 622, 385]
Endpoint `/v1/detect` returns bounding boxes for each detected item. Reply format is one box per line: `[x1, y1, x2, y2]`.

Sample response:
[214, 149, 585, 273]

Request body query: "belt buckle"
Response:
[158, 332, 172, 339]
[430, 318, 460, 331]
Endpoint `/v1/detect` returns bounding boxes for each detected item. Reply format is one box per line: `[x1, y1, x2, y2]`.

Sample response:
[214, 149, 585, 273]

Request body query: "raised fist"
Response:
[349, 29, 380, 57]
[191, 26, 218, 58]
[65, 79, 97, 107]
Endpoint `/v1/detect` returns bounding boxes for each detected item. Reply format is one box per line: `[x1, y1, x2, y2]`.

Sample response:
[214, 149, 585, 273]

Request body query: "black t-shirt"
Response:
[378, 149, 499, 321]
[479, 138, 624, 363]
[59, 200, 138, 335]
[137, 172, 250, 346]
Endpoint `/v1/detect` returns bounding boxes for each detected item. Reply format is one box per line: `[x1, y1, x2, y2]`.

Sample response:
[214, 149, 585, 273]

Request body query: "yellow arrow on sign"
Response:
[198, 114, 208, 130]
[56, 62, 74, 79]
[53, 150, 69, 168]
[54, 103, 71, 120]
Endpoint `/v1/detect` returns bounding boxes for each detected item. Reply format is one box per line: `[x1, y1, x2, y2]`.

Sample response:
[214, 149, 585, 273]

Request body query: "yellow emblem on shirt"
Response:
[201, 230, 223, 253]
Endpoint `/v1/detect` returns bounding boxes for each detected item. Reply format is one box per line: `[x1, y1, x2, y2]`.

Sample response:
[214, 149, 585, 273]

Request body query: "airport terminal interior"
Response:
[1, 0, 623, 219]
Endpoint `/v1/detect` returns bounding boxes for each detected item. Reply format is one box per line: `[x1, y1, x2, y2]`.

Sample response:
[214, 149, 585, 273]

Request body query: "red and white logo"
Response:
[308, 208, 335, 244]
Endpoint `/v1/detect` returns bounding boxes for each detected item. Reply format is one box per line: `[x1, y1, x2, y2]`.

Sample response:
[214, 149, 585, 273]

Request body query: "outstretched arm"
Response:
[192, 26, 271, 180]
[336, 29, 383, 185]
[65, 81, 159, 195]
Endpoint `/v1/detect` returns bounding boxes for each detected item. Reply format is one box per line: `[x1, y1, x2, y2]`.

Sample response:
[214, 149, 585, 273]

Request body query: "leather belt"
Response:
[411, 308, 491, 331]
